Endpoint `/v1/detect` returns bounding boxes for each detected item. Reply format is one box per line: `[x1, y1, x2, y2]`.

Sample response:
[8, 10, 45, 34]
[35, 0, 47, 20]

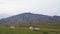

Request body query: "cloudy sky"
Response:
[0, 0, 60, 18]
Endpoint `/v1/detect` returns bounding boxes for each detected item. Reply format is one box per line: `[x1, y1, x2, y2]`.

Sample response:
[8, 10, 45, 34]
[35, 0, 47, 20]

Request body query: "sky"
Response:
[0, 0, 60, 18]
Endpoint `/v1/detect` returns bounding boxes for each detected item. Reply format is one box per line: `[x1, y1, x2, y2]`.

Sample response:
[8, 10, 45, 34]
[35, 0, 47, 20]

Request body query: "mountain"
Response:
[0, 13, 60, 25]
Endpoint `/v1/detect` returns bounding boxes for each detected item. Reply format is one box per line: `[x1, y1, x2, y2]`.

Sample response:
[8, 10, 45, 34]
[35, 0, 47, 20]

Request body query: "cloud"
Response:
[0, 2, 5, 4]
[0, 0, 60, 16]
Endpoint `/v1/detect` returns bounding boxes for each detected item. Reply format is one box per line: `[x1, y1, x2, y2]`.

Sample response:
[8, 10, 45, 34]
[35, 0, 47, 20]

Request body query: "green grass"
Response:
[0, 24, 60, 34]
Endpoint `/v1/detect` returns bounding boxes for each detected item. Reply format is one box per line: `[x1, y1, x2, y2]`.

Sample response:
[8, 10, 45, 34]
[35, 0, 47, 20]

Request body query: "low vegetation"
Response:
[0, 24, 60, 34]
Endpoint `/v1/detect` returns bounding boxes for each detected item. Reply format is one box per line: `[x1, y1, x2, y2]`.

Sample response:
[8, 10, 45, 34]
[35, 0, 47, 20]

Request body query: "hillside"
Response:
[0, 13, 60, 25]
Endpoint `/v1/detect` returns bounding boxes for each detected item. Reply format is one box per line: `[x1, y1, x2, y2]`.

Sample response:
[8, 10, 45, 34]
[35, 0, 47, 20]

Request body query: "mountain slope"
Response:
[0, 13, 60, 25]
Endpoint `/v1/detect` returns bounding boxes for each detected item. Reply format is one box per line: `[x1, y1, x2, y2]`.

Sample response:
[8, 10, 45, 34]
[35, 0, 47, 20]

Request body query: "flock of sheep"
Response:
[29, 26, 40, 31]
[10, 26, 40, 31]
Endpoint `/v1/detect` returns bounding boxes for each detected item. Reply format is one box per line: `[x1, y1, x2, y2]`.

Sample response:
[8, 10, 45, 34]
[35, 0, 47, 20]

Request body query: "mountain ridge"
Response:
[0, 13, 60, 25]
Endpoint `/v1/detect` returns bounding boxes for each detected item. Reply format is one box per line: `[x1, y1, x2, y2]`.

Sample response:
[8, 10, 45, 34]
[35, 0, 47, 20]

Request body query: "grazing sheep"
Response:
[29, 26, 34, 30]
[34, 28, 40, 31]
[29, 26, 40, 31]
[10, 26, 15, 29]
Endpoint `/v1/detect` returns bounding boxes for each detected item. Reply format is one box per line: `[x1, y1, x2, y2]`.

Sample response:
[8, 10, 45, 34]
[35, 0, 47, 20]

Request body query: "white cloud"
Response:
[0, 0, 60, 16]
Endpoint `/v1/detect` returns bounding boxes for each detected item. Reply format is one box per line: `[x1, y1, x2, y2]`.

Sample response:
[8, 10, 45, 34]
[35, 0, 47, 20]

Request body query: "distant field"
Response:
[0, 24, 60, 34]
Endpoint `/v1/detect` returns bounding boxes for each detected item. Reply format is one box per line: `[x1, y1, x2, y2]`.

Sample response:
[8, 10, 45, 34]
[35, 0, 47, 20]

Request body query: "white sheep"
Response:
[10, 26, 15, 29]
[29, 26, 40, 31]
[34, 28, 40, 31]
[29, 26, 34, 30]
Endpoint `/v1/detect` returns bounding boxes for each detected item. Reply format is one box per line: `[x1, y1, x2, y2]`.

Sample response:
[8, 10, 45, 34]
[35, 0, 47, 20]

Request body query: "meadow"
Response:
[0, 24, 60, 34]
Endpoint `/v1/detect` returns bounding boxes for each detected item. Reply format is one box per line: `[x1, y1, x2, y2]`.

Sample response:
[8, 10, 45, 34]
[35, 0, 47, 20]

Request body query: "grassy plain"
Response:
[0, 24, 60, 34]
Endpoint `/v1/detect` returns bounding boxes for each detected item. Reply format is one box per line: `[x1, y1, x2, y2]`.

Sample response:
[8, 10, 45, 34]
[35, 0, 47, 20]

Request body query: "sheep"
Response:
[29, 26, 40, 31]
[10, 26, 15, 29]
[34, 28, 40, 31]
[29, 26, 34, 30]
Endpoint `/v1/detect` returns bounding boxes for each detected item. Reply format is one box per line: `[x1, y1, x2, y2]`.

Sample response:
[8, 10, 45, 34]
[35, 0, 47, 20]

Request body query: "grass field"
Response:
[0, 24, 60, 34]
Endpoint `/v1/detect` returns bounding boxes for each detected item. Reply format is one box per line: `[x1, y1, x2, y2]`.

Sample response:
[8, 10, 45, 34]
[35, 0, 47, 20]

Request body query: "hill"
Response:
[0, 13, 60, 25]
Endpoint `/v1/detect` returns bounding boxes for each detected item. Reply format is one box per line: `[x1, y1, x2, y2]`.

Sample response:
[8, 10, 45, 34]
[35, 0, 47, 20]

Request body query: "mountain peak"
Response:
[22, 12, 32, 14]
